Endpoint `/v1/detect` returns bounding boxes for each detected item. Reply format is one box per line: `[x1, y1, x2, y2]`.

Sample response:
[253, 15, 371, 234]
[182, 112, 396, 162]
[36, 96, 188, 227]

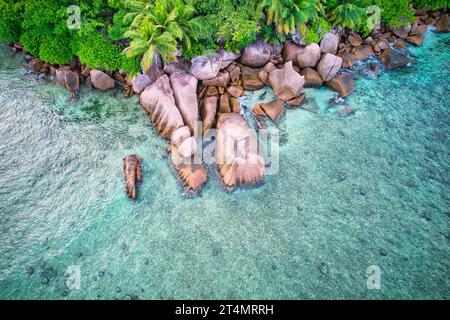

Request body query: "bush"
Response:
[0, 1, 24, 42]
[412, 0, 449, 10]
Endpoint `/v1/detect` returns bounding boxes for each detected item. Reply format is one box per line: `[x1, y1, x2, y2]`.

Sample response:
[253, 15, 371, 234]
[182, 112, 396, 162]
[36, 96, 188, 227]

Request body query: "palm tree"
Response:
[123, 0, 154, 27]
[123, 0, 201, 70]
[330, 3, 366, 30]
[258, 0, 324, 36]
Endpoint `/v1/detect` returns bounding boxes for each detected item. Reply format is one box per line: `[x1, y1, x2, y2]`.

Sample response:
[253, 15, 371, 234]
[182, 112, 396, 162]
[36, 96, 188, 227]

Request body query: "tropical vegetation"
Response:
[0, 0, 448, 75]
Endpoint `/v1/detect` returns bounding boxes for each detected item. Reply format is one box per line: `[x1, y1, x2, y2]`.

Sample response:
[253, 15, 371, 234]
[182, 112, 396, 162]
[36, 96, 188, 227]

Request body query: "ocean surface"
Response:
[0, 31, 449, 299]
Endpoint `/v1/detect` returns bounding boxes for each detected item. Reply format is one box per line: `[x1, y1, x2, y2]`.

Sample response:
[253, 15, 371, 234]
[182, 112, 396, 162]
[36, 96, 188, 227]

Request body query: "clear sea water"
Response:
[0, 31, 449, 300]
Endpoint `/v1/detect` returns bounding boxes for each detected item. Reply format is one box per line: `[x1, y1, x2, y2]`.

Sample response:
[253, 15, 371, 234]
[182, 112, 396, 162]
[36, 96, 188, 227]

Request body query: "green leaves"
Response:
[258, 0, 324, 37]
[330, 3, 366, 30]
[123, 0, 199, 69]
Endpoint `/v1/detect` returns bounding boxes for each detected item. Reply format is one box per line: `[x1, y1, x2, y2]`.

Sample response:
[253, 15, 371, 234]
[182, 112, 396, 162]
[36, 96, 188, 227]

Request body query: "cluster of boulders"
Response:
[12, 47, 135, 98]
[12, 8, 448, 195]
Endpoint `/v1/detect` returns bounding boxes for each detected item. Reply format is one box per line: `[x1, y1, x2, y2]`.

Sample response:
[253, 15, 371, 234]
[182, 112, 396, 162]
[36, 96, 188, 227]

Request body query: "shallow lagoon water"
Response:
[0, 31, 449, 299]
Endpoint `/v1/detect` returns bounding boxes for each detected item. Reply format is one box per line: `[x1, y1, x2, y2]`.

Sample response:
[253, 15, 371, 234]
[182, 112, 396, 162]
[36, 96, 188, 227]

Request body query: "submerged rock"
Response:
[300, 68, 323, 88]
[380, 47, 411, 70]
[123, 155, 142, 199]
[140, 75, 184, 139]
[216, 113, 265, 188]
[253, 99, 286, 123]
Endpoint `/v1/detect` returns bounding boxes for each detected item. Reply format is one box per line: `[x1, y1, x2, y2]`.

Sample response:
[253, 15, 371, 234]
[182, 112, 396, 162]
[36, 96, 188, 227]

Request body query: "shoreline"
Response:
[4, 9, 449, 197]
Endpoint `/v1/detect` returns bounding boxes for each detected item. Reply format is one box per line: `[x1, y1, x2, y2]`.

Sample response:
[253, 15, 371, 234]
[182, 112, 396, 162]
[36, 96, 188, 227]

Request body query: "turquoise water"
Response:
[0, 32, 449, 300]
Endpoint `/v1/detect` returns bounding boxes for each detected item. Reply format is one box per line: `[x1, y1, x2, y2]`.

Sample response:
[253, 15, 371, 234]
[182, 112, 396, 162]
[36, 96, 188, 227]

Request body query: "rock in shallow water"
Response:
[216, 113, 265, 188]
[123, 155, 142, 199]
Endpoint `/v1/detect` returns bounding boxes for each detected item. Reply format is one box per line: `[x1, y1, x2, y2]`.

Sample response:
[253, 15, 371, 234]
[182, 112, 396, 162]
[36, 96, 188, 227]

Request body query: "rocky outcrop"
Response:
[253, 100, 285, 122]
[144, 52, 165, 82]
[300, 68, 323, 88]
[317, 53, 343, 82]
[132, 74, 152, 94]
[56, 69, 79, 93]
[190, 55, 222, 80]
[169, 72, 199, 134]
[320, 32, 339, 54]
[327, 73, 355, 98]
[268, 61, 305, 101]
[216, 113, 265, 188]
[380, 47, 410, 70]
[241, 66, 265, 91]
[297, 43, 321, 68]
[123, 155, 142, 199]
[240, 39, 272, 68]
[90, 69, 115, 91]
[140, 75, 184, 139]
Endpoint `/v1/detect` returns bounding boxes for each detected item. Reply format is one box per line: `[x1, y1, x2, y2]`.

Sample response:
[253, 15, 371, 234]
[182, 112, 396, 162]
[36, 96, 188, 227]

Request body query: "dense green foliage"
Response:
[0, 0, 447, 75]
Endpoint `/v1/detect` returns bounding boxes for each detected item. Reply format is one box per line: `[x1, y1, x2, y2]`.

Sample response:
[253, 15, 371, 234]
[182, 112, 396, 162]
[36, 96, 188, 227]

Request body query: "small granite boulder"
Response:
[380, 47, 410, 70]
[317, 53, 343, 81]
[56, 69, 80, 93]
[90, 69, 115, 91]
[190, 55, 222, 80]
[300, 68, 323, 88]
[132, 74, 152, 94]
[268, 61, 305, 101]
[240, 39, 272, 68]
[320, 32, 340, 54]
[327, 73, 355, 98]
[297, 43, 321, 68]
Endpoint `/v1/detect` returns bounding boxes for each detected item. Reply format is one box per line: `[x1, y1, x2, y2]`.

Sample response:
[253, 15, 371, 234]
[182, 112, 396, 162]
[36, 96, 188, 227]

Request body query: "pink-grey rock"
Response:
[90, 69, 115, 91]
[190, 55, 222, 80]
[317, 53, 343, 81]
[140, 75, 184, 139]
[240, 39, 272, 68]
[320, 32, 340, 54]
[297, 43, 321, 68]
[169, 72, 199, 133]
[268, 61, 305, 101]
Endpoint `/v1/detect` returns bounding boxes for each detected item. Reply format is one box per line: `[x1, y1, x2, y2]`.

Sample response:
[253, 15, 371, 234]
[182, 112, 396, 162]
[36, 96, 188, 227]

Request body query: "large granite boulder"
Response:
[56, 69, 79, 93]
[90, 69, 115, 91]
[300, 68, 323, 88]
[380, 47, 410, 70]
[327, 73, 355, 97]
[320, 32, 340, 54]
[317, 53, 343, 81]
[123, 155, 142, 199]
[169, 72, 199, 134]
[170, 145, 207, 192]
[268, 61, 305, 101]
[240, 39, 272, 68]
[241, 66, 265, 91]
[297, 43, 321, 68]
[190, 55, 222, 80]
[132, 74, 152, 94]
[216, 113, 265, 188]
[140, 75, 184, 139]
